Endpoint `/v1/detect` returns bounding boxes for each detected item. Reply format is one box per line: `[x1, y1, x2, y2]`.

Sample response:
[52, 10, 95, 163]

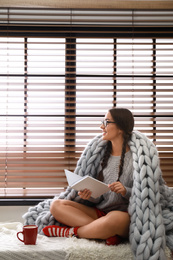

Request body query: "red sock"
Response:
[106, 235, 122, 246]
[43, 225, 79, 238]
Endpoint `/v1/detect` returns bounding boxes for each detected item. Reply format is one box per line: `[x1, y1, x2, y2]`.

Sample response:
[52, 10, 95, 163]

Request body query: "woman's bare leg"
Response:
[50, 199, 98, 227]
[77, 211, 130, 239]
[50, 199, 130, 240]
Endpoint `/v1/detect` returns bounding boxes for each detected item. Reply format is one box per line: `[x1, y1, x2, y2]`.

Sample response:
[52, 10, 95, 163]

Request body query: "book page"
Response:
[65, 169, 83, 186]
[65, 169, 110, 198]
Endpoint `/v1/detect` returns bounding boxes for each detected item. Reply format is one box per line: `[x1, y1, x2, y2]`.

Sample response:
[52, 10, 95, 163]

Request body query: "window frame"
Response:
[0, 8, 173, 201]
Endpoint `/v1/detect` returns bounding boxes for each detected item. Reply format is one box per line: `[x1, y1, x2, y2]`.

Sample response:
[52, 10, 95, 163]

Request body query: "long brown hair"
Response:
[98, 108, 134, 182]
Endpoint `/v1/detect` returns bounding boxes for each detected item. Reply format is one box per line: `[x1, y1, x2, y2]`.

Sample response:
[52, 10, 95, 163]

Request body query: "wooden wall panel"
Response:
[0, 0, 173, 10]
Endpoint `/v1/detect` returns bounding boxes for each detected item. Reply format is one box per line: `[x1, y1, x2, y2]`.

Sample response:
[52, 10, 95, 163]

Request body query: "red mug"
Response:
[17, 225, 38, 245]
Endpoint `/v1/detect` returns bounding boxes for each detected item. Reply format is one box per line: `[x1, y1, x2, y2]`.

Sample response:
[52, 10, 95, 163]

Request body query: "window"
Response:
[0, 8, 173, 198]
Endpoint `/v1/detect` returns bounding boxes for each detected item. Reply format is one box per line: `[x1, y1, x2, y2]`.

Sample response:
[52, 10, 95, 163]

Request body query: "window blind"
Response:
[0, 8, 173, 198]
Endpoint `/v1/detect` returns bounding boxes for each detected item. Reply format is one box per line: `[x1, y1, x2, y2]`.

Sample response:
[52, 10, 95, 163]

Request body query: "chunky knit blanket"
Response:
[23, 131, 173, 260]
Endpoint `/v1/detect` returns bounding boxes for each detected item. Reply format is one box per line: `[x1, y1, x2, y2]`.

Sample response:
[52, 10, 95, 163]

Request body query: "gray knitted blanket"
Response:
[23, 131, 173, 260]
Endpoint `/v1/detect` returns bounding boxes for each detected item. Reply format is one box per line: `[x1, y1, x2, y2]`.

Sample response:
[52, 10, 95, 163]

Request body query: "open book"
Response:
[64, 169, 110, 198]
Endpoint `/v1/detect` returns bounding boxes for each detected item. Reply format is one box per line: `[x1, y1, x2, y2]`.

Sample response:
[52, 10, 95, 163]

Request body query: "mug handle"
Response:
[17, 231, 24, 243]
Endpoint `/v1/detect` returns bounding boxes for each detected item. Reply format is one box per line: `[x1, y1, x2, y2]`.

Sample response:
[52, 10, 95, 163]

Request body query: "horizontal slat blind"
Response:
[0, 8, 173, 198]
[1, 9, 173, 26]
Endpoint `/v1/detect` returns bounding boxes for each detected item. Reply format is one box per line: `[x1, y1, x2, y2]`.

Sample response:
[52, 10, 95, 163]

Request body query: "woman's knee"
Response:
[105, 211, 130, 236]
[106, 211, 130, 224]
[50, 199, 65, 215]
[50, 199, 76, 214]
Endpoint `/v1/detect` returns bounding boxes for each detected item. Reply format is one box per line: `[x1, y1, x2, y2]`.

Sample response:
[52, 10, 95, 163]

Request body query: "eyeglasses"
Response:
[101, 119, 116, 127]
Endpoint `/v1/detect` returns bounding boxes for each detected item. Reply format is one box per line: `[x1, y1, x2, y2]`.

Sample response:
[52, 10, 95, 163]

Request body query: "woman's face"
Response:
[100, 111, 122, 142]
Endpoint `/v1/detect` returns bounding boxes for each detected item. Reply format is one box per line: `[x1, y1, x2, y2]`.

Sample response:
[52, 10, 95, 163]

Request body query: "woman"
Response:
[43, 107, 134, 245]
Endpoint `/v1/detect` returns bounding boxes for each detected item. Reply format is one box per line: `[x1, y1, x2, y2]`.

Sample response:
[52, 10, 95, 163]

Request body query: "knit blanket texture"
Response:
[23, 131, 173, 260]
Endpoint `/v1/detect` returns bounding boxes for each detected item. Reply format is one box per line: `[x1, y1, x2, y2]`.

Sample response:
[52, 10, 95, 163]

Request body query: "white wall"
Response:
[0, 206, 30, 223]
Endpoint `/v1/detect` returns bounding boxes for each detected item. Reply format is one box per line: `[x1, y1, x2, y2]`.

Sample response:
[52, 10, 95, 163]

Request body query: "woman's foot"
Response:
[43, 225, 79, 237]
[106, 235, 122, 246]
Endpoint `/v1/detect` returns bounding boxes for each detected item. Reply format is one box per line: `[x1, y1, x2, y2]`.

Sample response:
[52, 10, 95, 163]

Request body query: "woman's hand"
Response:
[108, 182, 126, 196]
[78, 189, 92, 200]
